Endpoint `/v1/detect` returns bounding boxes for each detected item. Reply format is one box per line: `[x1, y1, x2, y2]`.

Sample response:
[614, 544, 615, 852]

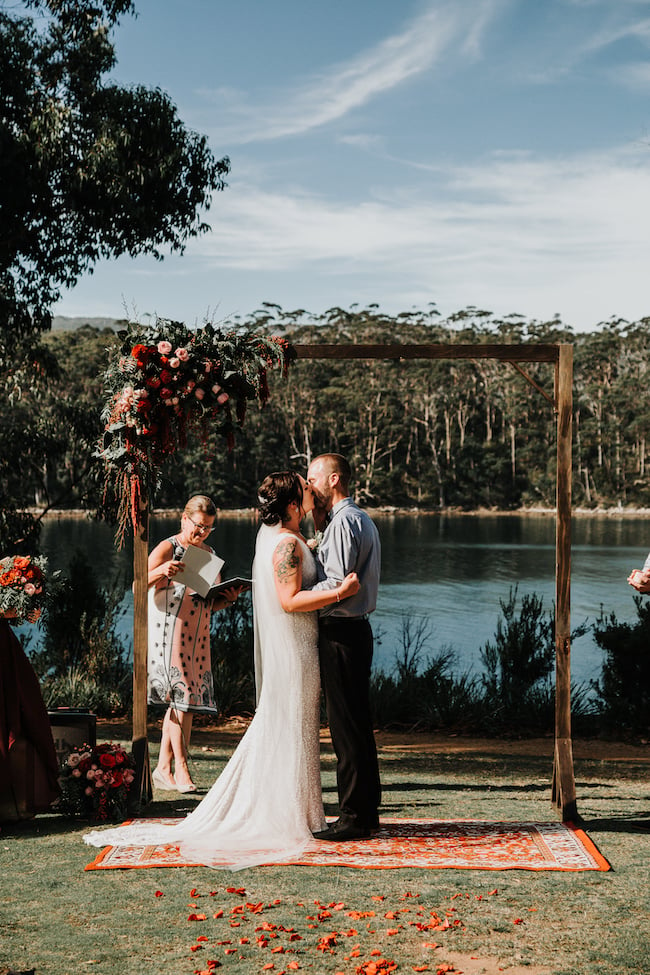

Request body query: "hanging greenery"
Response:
[98, 318, 294, 544]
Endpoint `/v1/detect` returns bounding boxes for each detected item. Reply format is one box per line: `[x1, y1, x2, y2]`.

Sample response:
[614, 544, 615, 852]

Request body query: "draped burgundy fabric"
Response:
[0, 619, 60, 813]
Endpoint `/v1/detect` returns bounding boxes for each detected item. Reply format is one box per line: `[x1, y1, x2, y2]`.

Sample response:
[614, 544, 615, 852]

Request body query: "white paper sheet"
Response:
[175, 544, 225, 597]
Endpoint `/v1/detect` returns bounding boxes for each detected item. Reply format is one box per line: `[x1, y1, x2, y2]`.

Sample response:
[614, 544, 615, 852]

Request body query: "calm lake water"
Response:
[24, 512, 650, 689]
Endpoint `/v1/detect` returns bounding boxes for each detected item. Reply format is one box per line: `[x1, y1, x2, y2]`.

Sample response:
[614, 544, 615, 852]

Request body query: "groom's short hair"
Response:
[316, 453, 351, 493]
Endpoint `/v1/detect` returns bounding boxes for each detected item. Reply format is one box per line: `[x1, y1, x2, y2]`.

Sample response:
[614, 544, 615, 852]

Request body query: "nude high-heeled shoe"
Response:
[152, 767, 177, 791]
[175, 779, 197, 794]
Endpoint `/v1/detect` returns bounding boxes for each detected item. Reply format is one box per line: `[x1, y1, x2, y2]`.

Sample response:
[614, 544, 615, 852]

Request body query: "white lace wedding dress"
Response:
[84, 524, 327, 869]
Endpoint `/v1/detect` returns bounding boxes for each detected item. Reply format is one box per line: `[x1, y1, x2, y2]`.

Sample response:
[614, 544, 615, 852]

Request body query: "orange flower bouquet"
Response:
[0, 554, 48, 623]
[58, 742, 136, 822]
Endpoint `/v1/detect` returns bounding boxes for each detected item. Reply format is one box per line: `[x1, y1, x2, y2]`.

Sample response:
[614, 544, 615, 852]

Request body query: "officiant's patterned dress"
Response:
[148, 537, 217, 714]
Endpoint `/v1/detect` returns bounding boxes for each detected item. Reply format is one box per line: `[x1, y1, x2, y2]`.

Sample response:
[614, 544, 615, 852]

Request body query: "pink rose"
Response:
[85, 786, 94, 796]
[211, 384, 222, 394]
[67, 753, 81, 768]
[24, 583, 37, 596]
[157, 341, 172, 355]
[194, 388, 205, 400]
[72, 768, 81, 778]
[175, 347, 190, 361]
[217, 392, 229, 404]
[169, 357, 180, 369]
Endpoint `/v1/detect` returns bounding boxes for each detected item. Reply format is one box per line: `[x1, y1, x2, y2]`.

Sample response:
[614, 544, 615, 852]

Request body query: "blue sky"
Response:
[54, 0, 650, 331]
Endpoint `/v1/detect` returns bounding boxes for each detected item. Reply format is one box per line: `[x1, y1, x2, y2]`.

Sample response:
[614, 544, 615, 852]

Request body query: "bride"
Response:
[84, 471, 359, 869]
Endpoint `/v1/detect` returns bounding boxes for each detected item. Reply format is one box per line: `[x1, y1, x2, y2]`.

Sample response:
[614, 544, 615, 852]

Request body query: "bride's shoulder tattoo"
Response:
[274, 537, 300, 581]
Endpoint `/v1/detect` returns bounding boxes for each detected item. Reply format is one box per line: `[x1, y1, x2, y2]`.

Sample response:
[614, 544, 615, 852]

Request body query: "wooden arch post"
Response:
[132, 503, 152, 805]
[552, 344, 575, 820]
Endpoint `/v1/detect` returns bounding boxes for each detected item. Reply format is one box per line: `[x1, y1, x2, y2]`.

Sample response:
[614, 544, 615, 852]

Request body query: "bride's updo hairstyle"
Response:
[257, 471, 303, 526]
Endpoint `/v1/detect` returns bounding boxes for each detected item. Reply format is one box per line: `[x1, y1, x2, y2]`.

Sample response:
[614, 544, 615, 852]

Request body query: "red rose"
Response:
[100, 754, 116, 768]
[131, 344, 155, 364]
[111, 771, 124, 788]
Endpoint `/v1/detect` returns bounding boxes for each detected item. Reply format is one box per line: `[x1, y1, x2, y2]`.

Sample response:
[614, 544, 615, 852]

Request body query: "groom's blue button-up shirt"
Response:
[312, 497, 381, 619]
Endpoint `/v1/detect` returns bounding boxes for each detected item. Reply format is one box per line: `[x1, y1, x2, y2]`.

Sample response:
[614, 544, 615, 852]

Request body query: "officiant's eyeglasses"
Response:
[185, 514, 214, 536]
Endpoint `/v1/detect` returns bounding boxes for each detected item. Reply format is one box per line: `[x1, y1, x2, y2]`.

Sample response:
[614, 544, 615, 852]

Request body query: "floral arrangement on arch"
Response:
[0, 554, 49, 623]
[57, 742, 136, 822]
[98, 317, 295, 544]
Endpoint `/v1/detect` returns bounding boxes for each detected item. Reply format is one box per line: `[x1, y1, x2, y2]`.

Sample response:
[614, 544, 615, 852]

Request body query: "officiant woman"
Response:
[147, 495, 242, 793]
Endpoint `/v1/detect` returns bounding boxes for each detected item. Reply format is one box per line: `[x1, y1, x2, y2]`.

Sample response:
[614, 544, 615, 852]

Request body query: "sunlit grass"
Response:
[1, 728, 648, 975]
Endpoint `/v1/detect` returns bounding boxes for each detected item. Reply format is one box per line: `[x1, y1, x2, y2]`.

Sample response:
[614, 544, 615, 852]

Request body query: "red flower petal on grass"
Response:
[513, 918, 524, 925]
[188, 914, 207, 921]
[213, 910, 224, 919]
[155, 890, 164, 897]
[413, 967, 429, 972]
[227, 887, 246, 896]
[196, 936, 209, 942]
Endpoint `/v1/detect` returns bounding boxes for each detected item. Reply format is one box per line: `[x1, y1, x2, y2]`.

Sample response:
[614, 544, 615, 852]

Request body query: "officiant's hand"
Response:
[163, 558, 185, 579]
[216, 584, 244, 607]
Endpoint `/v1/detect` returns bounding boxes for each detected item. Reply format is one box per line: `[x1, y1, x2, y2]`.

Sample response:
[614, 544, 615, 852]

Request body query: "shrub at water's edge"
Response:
[29, 549, 132, 716]
[591, 597, 650, 737]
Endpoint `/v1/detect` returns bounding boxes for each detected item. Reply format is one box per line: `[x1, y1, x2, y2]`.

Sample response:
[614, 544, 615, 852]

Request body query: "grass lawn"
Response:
[1, 721, 649, 975]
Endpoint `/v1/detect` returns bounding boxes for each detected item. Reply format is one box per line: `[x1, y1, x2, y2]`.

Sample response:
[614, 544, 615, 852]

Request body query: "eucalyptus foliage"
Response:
[0, 0, 229, 339]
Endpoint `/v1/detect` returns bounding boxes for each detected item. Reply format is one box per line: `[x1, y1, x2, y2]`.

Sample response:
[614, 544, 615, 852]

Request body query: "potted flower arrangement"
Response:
[0, 554, 49, 622]
[58, 742, 136, 822]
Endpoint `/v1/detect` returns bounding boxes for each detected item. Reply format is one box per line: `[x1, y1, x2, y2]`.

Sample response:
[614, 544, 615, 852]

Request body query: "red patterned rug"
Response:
[85, 818, 610, 872]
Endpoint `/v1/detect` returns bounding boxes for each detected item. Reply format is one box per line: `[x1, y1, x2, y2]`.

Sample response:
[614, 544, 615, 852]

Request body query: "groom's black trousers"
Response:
[318, 617, 381, 828]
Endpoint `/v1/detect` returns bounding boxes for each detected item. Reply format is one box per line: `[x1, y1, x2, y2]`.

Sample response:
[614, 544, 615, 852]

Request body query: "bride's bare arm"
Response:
[273, 537, 359, 613]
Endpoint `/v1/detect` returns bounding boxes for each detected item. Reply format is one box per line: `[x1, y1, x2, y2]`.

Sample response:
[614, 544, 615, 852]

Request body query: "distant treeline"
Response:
[5, 305, 650, 516]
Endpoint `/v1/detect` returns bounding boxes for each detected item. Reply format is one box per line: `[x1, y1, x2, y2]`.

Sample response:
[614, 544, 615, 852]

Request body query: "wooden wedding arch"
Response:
[130, 342, 577, 821]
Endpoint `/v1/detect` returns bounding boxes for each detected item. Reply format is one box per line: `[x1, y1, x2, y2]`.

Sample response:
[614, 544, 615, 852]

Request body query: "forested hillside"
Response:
[4, 305, 650, 518]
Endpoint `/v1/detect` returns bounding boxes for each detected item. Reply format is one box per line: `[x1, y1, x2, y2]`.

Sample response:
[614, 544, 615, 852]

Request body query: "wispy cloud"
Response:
[616, 60, 650, 88]
[188, 145, 650, 328]
[201, 1, 502, 144]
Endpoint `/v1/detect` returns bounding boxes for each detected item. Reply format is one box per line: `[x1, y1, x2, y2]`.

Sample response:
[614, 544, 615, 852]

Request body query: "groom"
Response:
[307, 453, 381, 841]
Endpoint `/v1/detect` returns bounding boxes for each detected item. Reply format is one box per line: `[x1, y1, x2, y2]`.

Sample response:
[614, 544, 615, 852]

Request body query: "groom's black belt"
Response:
[321, 614, 369, 625]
